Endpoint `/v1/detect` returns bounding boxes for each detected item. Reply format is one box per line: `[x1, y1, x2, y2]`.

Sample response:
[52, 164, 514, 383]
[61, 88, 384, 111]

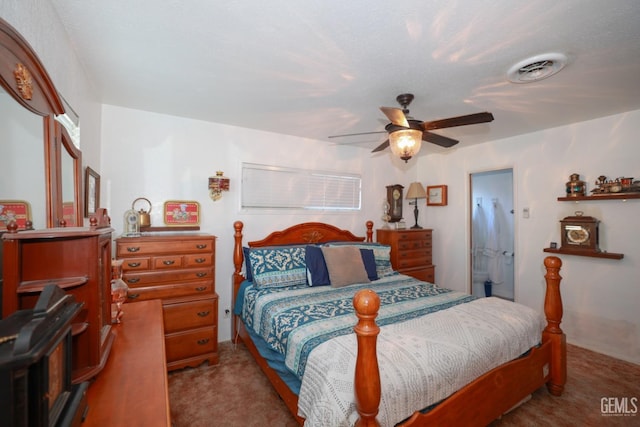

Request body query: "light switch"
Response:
[523, 207, 530, 218]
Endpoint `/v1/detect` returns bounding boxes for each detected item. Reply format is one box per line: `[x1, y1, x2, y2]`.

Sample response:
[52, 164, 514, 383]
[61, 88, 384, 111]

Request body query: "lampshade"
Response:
[389, 129, 422, 162]
[406, 182, 426, 199]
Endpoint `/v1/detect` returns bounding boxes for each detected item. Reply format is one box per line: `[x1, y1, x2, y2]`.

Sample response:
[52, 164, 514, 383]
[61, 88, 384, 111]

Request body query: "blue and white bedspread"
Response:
[298, 295, 545, 427]
[241, 273, 476, 379]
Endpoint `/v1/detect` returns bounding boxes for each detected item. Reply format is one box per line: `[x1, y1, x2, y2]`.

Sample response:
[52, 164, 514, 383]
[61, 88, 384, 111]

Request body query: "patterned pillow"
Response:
[324, 242, 394, 278]
[248, 246, 307, 288]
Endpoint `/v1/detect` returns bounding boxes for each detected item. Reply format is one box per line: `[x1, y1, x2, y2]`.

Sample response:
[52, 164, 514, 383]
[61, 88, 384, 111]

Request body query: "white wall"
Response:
[416, 110, 640, 364]
[100, 104, 417, 341]
[1, 1, 104, 190]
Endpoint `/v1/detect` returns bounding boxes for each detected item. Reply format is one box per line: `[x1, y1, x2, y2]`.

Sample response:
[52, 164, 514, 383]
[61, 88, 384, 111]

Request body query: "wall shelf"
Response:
[543, 247, 624, 260]
[557, 193, 640, 201]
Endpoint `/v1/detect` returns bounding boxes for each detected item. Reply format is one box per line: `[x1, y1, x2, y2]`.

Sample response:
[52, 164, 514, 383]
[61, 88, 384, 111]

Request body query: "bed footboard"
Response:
[352, 256, 566, 426]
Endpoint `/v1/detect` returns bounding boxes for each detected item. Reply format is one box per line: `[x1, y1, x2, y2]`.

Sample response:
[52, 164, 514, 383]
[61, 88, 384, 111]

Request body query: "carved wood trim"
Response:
[13, 62, 33, 100]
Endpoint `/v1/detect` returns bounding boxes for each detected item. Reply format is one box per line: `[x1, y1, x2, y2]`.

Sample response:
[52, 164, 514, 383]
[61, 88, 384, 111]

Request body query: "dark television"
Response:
[0, 285, 89, 426]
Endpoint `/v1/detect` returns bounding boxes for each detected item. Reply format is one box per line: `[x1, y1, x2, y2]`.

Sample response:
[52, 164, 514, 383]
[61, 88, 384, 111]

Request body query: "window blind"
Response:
[241, 163, 361, 211]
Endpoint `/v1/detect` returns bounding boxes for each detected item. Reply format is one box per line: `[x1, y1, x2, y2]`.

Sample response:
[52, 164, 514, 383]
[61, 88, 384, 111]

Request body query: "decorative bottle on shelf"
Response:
[565, 173, 586, 197]
[110, 259, 129, 323]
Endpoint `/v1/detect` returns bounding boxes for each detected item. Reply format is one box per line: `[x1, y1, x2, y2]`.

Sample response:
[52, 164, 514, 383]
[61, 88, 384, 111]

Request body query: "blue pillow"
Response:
[243, 247, 253, 282]
[248, 246, 307, 288]
[305, 245, 330, 286]
[360, 249, 378, 281]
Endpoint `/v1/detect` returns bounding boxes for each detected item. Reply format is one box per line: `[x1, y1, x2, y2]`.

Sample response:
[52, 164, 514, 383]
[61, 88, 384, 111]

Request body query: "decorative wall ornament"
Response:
[208, 171, 230, 201]
[13, 62, 33, 100]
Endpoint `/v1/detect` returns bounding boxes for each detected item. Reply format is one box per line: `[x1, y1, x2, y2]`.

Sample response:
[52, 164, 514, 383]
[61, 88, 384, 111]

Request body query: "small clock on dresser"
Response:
[560, 211, 599, 252]
[386, 184, 404, 223]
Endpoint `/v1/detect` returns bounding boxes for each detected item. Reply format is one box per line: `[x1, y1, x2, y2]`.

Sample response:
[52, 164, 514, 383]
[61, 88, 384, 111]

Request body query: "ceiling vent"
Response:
[507, 53, 568, 83]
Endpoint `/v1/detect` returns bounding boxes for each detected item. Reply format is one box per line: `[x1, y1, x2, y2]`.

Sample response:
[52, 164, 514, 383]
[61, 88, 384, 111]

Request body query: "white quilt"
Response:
[297, 297, 545, 427]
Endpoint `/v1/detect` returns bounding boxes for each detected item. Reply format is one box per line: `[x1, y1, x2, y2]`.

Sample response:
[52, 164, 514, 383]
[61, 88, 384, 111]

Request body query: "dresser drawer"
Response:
[117, 239, 214, 256]
[184, 253, 213, 267]
[153, 255, 184, 269]
[395, 230, 432, 242]
[121, 257, 151, 271]
[396, 253, 432, 269]
[163, 297, 217, 334]
[126, 280, 214, 302]
[123, 268, 213, 286]
[165, 326, 217, 363]
[401, 266, 435, 283]
[397, 239, 431, 250]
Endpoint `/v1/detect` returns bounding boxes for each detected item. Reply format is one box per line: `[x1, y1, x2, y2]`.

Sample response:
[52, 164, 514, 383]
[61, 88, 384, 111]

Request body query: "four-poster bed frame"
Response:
[232, 220, 565, 426]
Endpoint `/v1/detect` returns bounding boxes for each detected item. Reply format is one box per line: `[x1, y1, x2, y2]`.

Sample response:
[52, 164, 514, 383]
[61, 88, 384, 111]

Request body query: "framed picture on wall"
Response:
[427, 185, 448, 206]
[84, 166, 100, 217]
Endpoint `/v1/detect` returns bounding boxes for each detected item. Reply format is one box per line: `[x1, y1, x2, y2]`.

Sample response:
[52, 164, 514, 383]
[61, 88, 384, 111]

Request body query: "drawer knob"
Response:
[128, 262, 141, 268]
[127, 278, 140, 284]
[196, 244, 208, 249]
[197, 338, 210, 345]
[196, 272, 207, 278]
[128, 293, 140, 300]
[195, 286, 207, 292]
[197, 311, 211, 317]
[195, 258, 206, 263]
[163, 260, 176, 265]
[127, 247, 140, 253]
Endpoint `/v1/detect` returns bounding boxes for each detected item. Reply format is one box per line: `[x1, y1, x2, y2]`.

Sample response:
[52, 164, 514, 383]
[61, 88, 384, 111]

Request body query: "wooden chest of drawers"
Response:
[115, 233, 218, 371]
[376, 228, 435, 283]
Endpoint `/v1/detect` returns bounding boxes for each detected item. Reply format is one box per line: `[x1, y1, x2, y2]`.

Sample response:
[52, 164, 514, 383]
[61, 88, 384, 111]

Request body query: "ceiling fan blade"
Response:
[380, 107, 409, 128]
[423, 112, 494, 131]
[328, 130, 386, 139]
[371, 139, 390, 153]
[423, 131, 459, 148]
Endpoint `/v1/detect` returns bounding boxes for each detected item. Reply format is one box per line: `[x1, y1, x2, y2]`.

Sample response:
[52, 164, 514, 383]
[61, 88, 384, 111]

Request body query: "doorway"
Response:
[470, 169, 515, 301]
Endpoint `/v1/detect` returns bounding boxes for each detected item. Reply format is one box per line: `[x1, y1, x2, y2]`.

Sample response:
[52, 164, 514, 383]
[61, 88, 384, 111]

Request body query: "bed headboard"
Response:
[232, 220, 374, 337]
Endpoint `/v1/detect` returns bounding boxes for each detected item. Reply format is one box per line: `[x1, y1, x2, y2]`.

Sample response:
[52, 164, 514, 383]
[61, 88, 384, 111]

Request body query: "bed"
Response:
[232, 220, 566, 426]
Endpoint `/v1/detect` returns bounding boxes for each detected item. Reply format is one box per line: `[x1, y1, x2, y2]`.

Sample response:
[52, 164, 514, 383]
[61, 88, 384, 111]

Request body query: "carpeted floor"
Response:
[168, 341, 639, 427]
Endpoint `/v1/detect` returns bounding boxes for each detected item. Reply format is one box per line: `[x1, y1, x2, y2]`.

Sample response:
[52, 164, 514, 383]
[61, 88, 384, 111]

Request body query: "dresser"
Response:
[376, 228, 435, 283]
[84, 299, 171, 426]
[2, 226, 115, 383]
[115, 233, 218, 371]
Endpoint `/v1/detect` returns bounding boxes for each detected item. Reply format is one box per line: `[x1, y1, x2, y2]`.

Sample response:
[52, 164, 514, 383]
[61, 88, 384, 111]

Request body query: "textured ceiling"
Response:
[51, 0, 640, 155]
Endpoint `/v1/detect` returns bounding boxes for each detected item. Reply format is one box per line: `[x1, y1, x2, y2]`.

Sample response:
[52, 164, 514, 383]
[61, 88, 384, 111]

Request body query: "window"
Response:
[241, 163, 361, 211]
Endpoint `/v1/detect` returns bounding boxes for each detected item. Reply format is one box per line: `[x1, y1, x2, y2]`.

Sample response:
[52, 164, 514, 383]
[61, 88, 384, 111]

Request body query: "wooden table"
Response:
[83, 299, 171, 426]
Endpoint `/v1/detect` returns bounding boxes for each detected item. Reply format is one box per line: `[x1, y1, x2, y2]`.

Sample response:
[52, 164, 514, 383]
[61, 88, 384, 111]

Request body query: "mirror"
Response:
[57, 125, 83, 226]
[0, 88, 47, 228]
[0, 17, 82, 229]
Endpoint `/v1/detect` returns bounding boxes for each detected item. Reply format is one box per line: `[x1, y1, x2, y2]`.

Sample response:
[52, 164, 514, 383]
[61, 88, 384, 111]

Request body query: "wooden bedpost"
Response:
[542, 256, 566, 396]
[232, 221, 245, 343]
[365, 220, 374, 243]
[353, 289, 381, 427]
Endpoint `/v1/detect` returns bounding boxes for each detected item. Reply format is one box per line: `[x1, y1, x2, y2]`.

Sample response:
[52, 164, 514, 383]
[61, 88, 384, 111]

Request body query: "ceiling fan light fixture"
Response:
[507, 52, 568, 83]
[389, 129, 422, 162]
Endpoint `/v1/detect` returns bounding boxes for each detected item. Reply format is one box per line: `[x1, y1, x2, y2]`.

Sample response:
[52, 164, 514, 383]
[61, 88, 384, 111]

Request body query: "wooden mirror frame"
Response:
[0, 17, 82, 228]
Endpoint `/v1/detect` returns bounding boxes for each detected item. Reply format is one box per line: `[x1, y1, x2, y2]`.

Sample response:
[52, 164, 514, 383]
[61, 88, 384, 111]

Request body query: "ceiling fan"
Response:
[329, 93, 494, 162]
